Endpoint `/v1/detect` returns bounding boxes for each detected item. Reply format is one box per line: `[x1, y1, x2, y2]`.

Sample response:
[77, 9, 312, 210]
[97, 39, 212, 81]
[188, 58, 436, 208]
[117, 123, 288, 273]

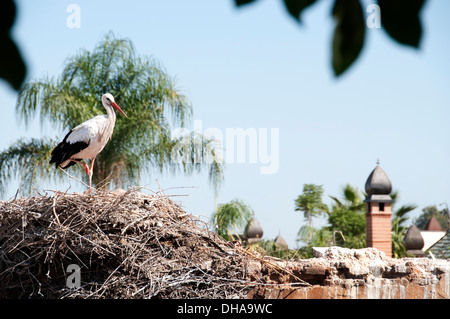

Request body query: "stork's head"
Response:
[102, 93, 127, 117]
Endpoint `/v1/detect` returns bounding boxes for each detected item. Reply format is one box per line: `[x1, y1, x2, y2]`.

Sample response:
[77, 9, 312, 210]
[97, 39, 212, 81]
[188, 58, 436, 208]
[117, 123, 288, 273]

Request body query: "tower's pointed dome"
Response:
[364, 162, 393, 202]
[274, 234, 288, 249]
[365, 164, 392, 195]
[404, 224, 424, 250]
[404, 224, 426, 256]
[245, 216, 263, 239]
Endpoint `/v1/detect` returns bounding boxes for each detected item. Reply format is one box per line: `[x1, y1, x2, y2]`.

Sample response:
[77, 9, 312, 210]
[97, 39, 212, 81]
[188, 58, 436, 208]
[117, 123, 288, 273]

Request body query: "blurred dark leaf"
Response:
[0, 0, 15, 30]
[0, 0, 26, 91]
[0, 37, 26, 91]
[378, 0, 425, 48]
[283, 0, 317, 23]
[332, 0, 365, 77]
[234, 0, 258, 6]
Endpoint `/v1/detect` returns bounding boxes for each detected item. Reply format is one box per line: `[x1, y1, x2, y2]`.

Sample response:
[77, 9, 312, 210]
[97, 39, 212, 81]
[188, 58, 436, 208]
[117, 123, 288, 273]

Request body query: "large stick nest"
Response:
[0, 188, 255, 298]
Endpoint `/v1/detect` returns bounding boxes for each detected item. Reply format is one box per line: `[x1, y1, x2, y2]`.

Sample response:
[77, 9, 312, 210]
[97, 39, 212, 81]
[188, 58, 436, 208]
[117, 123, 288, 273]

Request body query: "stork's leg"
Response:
[70, 160, 92, 192]
[71, 159, 90, 176]
[88, 157, 96, 190]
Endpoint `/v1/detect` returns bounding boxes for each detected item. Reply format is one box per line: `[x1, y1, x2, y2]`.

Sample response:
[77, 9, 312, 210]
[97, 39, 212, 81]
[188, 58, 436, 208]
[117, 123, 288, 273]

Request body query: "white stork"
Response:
[49, 93, 127, 191]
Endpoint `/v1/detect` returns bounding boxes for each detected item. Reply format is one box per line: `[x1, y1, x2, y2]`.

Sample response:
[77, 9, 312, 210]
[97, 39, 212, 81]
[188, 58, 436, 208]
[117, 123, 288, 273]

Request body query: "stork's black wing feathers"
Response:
[49, 129, 89, 169]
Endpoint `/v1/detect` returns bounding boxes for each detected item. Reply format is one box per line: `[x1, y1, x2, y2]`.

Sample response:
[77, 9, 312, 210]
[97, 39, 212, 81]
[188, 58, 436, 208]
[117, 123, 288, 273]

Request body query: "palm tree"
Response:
[0, 33, 223, 196]
[294, 184, 328, 245]
[329, 183, 365, 213]
[327, 184, 366, 248]
[295, 184, 327, 225]
[211, 199, 253, 241]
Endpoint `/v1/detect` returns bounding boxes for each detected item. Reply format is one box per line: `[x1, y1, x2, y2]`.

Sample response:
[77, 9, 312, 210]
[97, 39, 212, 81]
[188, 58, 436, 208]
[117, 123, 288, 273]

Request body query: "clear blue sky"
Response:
[1, 0, 449, 248]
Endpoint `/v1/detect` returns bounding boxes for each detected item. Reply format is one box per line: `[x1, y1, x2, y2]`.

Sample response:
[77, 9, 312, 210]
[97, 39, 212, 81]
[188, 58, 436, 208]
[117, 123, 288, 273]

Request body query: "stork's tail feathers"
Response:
[49, 142, 64, 167]
[49, 141, 74, 169]
[49, 130, 89, 169]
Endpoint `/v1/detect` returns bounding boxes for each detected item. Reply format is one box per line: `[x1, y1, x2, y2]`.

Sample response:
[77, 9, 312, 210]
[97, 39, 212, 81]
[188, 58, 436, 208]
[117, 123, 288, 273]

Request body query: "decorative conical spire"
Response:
[245, 216, 263, 239]
[425, 214, 444, 231]
[364, 162, 393, 203]
[404, 224, 425, 257]
[274, 234, 288, 249]
[365, 164, 392, 195]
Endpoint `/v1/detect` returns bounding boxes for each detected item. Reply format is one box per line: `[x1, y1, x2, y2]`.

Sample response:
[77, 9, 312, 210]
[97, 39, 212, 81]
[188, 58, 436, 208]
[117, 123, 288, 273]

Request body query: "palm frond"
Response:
[0, 138, 61, 197]
[329, 195, 343, 207]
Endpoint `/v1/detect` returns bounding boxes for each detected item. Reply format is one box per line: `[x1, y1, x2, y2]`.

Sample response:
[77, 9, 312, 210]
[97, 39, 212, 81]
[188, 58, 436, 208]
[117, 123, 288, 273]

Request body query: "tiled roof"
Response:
[427, 230, 450, 259]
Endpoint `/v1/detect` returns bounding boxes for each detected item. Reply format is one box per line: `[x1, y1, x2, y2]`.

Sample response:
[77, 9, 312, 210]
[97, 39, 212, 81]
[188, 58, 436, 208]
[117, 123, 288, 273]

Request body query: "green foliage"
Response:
[211, 199, 253, 240]
[0, 33, 224, 196]
[297, 225, 317, 245]
[294, 184, 328, 221]
[250, 239, 310, 259]
[298, 226, 333, 250]
[294, 184, 328, 245]
[391, 218, 408, 258]
[327, 206, 366, 248]
[0, 138, 57, 195]
[324, 184, 366, 248]
[329, 183, 365, 212]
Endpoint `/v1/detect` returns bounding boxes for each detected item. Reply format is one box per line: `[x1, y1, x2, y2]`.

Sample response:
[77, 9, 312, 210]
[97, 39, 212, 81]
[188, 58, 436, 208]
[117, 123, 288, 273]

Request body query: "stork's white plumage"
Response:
[49, 93, 127, 190]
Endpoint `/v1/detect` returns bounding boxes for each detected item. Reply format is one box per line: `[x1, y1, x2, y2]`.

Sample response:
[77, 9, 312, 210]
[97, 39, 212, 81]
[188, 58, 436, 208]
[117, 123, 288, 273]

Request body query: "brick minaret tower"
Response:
[364, 162, 393, 257]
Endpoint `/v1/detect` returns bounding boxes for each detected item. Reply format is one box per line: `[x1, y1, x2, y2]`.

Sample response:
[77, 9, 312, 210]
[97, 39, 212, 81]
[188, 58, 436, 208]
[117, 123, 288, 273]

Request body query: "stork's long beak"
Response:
[112, 102, 128, 118]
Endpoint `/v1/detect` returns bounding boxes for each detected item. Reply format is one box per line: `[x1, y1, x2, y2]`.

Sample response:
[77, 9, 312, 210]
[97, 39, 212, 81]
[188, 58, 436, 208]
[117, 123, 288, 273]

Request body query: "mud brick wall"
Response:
[246, 247, 450, 299]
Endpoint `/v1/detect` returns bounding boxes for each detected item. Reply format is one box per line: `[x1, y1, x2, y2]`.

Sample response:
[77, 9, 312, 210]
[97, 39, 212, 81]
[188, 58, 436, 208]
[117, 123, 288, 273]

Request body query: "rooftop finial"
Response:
[376, 158, 380, 165]
[365, 163, 392, 197]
